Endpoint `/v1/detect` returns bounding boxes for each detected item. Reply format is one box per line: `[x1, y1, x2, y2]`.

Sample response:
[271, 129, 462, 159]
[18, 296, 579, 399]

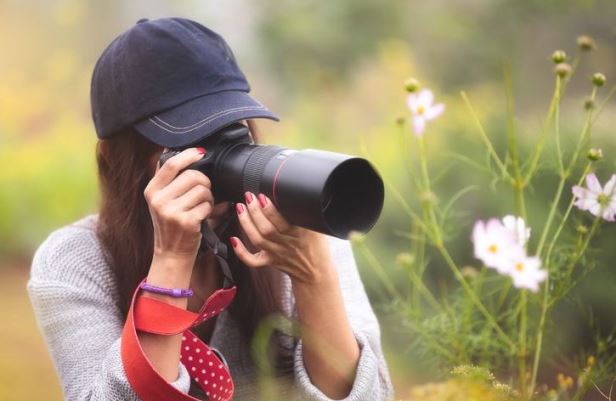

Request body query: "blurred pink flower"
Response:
[502, 215, 531, 247]
[472, 216, 548, 292]
[504, 255, 547, 292]
[406, 89, 445, 136]
[572, 173, 616, 222]
[472, 218, 523, 273]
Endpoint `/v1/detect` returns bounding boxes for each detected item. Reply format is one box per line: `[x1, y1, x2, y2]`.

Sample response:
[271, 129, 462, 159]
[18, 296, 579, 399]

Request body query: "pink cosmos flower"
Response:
[472, 218, 523, 274]
[406, 89, 445, 137]
[472, 216, 548, 292]
[572, 173, 616, 222]
[503, 255, 547, 292]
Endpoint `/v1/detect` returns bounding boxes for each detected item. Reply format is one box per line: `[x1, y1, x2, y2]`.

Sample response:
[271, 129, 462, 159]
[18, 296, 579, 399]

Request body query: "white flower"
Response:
[572, 173, 616, 222]
[503, 255, 547, 292]
[472, 216, 548, 292]
[406, 89, 445, 137]
[472, 218, 523, 273]
[502, 215, 531, 247]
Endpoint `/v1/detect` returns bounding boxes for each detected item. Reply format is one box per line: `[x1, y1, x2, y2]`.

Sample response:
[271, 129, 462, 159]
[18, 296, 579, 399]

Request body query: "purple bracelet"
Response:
[139, 281, 194, 298]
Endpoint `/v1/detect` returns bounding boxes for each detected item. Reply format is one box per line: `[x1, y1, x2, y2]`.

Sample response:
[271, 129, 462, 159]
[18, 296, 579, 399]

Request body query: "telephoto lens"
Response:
[160, 123, 384, 239]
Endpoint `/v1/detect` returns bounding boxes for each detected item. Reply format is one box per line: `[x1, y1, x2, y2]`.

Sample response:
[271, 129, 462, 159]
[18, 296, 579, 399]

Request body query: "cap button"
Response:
[136, 18, 149, 24]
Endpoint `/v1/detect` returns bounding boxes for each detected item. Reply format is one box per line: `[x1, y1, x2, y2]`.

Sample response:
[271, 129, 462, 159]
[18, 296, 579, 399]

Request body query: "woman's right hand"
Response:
[143, 147, 213, 262]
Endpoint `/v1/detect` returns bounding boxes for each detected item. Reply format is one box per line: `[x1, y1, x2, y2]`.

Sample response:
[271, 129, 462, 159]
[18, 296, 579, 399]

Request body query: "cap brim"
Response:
[133, 90, 279, 148]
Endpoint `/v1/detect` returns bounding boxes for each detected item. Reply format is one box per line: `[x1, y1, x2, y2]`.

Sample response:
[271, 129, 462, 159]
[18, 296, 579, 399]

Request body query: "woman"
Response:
[27, 17, 393, 401]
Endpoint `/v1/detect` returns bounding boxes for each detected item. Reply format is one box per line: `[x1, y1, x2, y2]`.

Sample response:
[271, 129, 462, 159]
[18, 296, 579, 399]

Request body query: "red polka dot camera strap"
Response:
[121, 277, 237, 401]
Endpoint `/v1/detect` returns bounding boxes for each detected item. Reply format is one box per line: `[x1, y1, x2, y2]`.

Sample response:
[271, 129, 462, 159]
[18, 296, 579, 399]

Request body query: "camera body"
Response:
[160, 123, 384, 239]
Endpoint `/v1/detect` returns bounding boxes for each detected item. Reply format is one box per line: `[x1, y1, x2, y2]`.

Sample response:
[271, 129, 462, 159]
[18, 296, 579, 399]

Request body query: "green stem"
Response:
[563, 216, 601, 280]
[519, 290, 528, 399]
[536, 176, 567, 257]
[436, 243, 516, 351]
[504, 65, 527, 222]
[554, 77, 564, 174]
[545, 163, 593, 264]
[523, 76, 560, 182]
[355, 241, 403, 301]
[566, 86, 597, 173]
[461, 91, 512, 181]
[418, 136, 441, 243]
[536, 86, 597, 257]
[591, 84, 616, 124]
[530, 163, 597, 396]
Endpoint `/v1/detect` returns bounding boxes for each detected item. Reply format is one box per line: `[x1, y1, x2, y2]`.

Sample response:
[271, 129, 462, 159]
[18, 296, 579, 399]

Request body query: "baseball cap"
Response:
[90, 17, 279, 148]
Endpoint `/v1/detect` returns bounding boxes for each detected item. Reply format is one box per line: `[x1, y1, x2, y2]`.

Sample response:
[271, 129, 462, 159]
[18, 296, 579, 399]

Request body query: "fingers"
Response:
[234, 197, 286, 254]
[158, 168, 212, 201]
[229, 236, 272, 268]
[148, 147, 206, 191]
[255, 193, 296, 235]
[186, 200, 213, 222]
[242, 192, 282, 240]
[175, 184, 214, 212]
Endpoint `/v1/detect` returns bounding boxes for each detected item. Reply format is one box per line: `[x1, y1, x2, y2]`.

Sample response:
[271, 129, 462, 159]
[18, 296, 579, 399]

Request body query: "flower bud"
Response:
[576, 224, 589, 235]
[554, 63, 572, 78]
[395, 115, 406, 126]
[591, 72, 606, 87]
[396, 252, 414, 267]
[348, 230, 365, 245]
[404, 77, 420, 93]
[587, 148, 603, 161]
[461, 266, 478, 279]
[577, 35, 595, 51]
[583, 98, 595, 110]
[551, 50, 566, 64]
[587, 355, 595, 367]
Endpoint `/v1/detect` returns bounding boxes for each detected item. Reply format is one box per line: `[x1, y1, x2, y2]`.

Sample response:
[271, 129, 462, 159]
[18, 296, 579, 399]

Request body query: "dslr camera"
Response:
[160, 122, 384, 239]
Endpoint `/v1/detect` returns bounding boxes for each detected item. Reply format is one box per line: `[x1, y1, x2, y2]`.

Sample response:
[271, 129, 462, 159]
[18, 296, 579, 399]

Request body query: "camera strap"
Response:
[199, 218, 235, 288]
[120, 215, 239, 401]
[121, 277, 236, 401]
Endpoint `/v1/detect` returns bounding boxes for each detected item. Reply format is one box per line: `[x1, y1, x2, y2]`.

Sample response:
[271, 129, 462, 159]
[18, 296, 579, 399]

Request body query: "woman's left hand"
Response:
[229, 191, 334, 285]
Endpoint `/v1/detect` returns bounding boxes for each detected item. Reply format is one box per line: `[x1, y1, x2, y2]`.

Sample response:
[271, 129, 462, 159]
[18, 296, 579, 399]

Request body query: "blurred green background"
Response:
[1, 0, 615, 399]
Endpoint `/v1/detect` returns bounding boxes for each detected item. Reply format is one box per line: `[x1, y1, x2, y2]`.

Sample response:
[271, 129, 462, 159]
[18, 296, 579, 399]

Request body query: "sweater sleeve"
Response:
[292, 236, 394, 401]
[26, 224, 192, 401]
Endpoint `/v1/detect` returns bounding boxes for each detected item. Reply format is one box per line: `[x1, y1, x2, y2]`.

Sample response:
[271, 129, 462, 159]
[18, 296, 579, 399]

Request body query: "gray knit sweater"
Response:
[26, 214, 393, 401]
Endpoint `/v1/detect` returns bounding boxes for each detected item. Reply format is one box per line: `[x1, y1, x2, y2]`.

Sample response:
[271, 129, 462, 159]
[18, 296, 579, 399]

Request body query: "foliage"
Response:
[351, 36, 616, 400]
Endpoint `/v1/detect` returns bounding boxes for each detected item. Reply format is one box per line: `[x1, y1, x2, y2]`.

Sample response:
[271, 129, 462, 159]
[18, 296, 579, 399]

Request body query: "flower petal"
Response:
[572, 186, 595, 210]
[412, 116, 426, 137]
[585, 173, 603, 195]
[407, 93, 419, 113]
[603, 174, 616, 197]
[425, 103, 445, 120]
[589, 201, 602, 217]
[418, 89, 434, 107]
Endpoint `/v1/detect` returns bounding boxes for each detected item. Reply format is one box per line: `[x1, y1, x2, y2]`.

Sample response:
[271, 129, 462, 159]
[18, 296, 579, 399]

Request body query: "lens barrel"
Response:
[215, 143, 384, 239]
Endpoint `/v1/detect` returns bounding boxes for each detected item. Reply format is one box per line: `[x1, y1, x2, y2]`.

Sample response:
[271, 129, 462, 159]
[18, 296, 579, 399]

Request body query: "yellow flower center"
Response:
[417, 105, 425, 115]
[488, 244, 498, 254]
[515, 262, 525, 272]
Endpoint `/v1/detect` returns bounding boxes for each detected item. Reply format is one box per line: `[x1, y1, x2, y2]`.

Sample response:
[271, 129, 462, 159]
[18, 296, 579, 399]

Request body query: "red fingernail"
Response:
[196, 147, 206, 155]
[245, 192, 254, 204]
[258, 193, 267, 208]
[230, 237, 238, 248]
[236, 203, 245, 215]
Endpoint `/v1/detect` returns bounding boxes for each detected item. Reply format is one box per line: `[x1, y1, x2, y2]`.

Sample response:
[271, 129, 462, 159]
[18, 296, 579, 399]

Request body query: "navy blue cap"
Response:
[90, 17, 279, 148]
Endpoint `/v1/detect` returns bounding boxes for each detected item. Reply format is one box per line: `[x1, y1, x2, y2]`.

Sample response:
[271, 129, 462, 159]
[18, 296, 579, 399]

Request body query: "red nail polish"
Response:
[236, 203, 244, 215]
[245, 192, 254, 204]
[258, 194, 267, 208]
[230, 237, 238, 248]
[196, 147, 206, 155]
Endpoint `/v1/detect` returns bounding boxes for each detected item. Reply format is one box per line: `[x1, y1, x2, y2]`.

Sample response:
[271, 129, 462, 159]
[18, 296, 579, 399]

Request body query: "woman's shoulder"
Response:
[28, 213, 116, 297]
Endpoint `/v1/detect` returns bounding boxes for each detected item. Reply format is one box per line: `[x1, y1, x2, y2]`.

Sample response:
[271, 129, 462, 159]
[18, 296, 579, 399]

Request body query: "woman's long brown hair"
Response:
[95, 123, 293, 374]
